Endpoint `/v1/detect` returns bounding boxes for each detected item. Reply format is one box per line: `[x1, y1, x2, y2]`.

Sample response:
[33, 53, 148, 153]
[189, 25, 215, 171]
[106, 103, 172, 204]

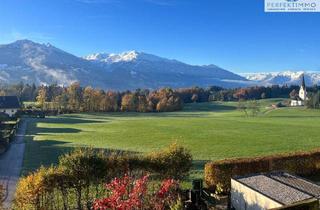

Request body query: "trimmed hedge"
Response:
[205, 149, 320, 192]
[0, 119, 20, 154]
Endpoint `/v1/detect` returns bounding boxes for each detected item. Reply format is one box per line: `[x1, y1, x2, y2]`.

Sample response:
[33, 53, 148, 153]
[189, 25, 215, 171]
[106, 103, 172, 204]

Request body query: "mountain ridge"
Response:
[2, 40, 319, 89]
[0, 39, 248, 90]
[244, 71, 320, 86]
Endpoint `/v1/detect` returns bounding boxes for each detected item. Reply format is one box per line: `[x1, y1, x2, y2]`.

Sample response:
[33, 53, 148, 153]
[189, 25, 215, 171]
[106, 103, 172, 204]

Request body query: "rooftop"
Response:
[269, 173, 320, 198]
[233, 172, 320, 205]
[0, 96, 21, 109]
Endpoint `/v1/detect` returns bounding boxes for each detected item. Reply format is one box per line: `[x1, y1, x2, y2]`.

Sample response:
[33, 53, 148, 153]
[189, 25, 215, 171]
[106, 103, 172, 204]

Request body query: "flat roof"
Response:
[233, 172, 320, 205]
[269, 173, 320, 198]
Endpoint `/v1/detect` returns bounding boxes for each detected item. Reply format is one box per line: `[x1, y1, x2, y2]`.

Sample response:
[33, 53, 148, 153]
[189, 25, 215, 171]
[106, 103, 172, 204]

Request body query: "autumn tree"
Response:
[248, 100, 260, 117]
[237, 99, 248, 117]
[67, 82, 82, 111]
[137, 95, 150, 112]
[36, 86, 47, 110]
[121, 93, 138, 112]
[53, 91, 69, 112]
[83, 86, 94, 111]
[101, 91, 119, 112]
[152, 88, 183, 112]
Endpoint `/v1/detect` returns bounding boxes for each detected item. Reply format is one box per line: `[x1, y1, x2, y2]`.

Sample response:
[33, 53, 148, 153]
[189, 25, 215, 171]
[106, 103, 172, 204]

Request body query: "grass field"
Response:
[22, 99, 320, 179]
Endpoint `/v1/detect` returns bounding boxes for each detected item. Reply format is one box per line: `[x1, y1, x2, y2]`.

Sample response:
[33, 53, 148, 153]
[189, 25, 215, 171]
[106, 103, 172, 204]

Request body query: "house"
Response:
[291, 74, 307, 106]
[231, 172, 320, 210]
[0, 96, 21, 117]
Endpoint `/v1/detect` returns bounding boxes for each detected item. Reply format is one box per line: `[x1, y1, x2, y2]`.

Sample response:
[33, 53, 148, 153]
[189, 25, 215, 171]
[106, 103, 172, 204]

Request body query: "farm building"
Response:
[231, 172, 320, 210]
[0, 96, 21, 117]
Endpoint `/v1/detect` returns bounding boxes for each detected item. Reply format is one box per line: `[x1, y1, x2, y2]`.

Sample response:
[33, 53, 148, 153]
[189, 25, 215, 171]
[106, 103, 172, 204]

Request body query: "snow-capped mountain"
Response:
[244, 71, 320, 86]
[0, 39, 107, 87]
[0, 40, 248, 90]
[84, 51, 175, 64]
[84, 51, 248, 89]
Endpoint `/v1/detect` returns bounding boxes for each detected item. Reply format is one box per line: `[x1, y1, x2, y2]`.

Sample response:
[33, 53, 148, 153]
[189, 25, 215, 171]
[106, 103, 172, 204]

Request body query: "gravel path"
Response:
[0, 120, 26, 209]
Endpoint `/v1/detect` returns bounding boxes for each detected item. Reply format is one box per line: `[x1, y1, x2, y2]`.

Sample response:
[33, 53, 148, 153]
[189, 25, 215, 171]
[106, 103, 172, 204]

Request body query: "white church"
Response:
[291, 74, 307, 106]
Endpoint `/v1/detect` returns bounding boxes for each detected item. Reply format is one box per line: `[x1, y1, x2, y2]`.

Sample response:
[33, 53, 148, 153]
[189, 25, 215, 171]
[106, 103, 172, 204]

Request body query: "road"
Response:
[0, 120, 26, 209]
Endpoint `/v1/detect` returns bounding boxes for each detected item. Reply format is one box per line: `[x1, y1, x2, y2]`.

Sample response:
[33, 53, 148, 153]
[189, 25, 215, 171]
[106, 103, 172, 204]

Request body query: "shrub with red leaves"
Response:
[93, 174, 180, 210]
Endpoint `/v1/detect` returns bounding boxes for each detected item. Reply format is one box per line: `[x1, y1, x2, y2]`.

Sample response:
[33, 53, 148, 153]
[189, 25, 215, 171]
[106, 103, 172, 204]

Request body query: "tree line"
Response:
[34, 83, 184, 113]
[1, 82, 320, 112]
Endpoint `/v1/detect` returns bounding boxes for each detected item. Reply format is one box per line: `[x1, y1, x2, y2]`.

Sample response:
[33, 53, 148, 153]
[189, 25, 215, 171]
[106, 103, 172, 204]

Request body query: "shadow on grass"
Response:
[22, 119, 140, 175]
[32, 116, 105, 124]
[22, 138, 72, 175]
[22, 137, 141, 176]
[183, 103, 237, 112]
[192, 160, 210, 171]
[34, 127, 82, 134]
[62, 111, 211, 119]
[22, 118, 210, 183]
[266, 115, 320, 119]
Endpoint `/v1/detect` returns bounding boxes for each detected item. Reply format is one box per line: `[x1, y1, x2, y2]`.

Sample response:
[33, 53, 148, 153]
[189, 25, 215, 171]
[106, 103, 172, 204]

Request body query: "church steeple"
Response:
[299, 73, 307, 101]
[301, 74, 306, 89]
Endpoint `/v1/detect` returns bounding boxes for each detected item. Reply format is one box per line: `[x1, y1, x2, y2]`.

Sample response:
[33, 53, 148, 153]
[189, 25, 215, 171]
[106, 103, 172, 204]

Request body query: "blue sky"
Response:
[0, 0, 319, 73]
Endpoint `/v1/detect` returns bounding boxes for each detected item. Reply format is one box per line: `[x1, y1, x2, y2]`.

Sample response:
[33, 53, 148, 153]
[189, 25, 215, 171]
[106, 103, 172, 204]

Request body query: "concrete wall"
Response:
[0, 108, 18, 117]
[231, 179, 283, 210]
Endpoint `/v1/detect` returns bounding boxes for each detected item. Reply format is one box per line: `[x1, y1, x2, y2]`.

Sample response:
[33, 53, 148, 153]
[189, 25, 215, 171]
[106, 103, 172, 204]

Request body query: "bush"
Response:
[0, 184, 4, 209]
[14, 149, 109, 210]
[205, 149, 320, 193]
[93, 174, 181, 210]
[14, 166, 50, 210]
[146, 143, 193, 180]
[59, 148, 108, 209]
[14, 144, 192, 209]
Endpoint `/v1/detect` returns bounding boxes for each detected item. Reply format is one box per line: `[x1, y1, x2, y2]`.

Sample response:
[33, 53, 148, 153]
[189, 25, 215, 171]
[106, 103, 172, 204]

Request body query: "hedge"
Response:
[205, 149, 320, 193]
[0, 119, 20, 154]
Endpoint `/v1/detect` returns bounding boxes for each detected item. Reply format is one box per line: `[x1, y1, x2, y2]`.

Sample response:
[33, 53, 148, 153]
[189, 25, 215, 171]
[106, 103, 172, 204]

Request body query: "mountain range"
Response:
[0, 40, 248, 90]
[0, 40, 319, 90]
[243, 71, 320, 87]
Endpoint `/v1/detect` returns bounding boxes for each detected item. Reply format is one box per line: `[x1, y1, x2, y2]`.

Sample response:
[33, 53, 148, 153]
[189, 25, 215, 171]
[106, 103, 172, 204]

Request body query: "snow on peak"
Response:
[84, 50, 140, 63]
[83, 53, 110, 61]
[244, 71, 305, 81]
[84, 50, 175, 64]
[109, 50, 139, 62]
[243, 71, 320, 86]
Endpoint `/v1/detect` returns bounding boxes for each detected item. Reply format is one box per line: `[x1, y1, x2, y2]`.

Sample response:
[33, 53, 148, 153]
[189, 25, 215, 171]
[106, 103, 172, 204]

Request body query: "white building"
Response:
[0, 96, 21, 117]
[291, 74, 307, 106]
[231, 172, 320, 210]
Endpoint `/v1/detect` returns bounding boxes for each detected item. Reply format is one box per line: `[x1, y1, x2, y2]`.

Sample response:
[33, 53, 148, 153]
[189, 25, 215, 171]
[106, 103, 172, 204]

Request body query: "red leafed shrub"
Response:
[93, 174, 180, 210]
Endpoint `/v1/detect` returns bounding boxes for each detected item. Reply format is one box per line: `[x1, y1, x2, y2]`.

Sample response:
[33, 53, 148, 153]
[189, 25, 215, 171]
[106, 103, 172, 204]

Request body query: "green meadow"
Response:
[22, 99, 320, 179]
